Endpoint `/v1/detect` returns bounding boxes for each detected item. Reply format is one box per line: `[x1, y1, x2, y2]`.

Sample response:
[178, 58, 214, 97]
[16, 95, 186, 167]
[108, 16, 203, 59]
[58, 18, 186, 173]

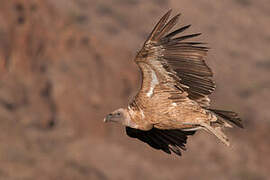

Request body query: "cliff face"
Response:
[0, 0, 270, 179]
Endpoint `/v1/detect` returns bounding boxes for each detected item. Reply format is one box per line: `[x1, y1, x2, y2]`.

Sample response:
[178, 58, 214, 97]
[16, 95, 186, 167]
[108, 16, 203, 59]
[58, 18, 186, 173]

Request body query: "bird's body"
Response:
[104, 10, 243, 156]
[128, 86, 210, 131]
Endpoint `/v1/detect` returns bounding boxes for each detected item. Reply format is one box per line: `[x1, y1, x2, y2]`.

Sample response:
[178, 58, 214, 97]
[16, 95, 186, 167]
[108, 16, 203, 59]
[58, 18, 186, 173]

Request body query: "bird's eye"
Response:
[116, 112, 121, 116]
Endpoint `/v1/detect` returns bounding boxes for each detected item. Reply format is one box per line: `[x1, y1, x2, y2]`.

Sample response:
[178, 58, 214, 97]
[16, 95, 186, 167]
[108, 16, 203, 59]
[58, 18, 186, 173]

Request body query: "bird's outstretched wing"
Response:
[126, 127, 195, 156]
[134, 9, 215, 107]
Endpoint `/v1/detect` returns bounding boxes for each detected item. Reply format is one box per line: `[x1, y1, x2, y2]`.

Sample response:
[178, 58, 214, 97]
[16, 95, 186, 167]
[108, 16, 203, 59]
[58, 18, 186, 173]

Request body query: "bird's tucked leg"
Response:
[181, 121, 230, 146]
[200, 122, 230, 146]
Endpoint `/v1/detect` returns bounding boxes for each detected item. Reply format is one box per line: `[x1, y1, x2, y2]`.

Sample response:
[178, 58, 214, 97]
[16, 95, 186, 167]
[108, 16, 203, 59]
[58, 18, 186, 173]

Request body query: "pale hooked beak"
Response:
[104, 113, 112, 123]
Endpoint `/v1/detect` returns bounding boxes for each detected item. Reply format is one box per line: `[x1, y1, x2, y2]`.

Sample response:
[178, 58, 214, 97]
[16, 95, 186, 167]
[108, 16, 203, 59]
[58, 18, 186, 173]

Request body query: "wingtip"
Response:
[167, 9, 182, 19]
[147, 9, 173, 42]
[172, 13, 181, 23]
[163, 9, 172, 20]
[167, 9, 173, 14]
[174, 13, 181, 18]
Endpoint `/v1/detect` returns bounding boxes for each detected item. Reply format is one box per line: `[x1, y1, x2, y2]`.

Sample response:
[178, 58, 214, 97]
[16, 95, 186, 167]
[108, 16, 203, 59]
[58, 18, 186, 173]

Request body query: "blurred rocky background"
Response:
[0, 0, 269, 179]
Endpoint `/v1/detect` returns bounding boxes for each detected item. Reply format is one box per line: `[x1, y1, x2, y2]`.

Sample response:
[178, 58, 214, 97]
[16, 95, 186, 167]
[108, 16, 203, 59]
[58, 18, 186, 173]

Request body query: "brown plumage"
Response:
[104, 10, 243, 156]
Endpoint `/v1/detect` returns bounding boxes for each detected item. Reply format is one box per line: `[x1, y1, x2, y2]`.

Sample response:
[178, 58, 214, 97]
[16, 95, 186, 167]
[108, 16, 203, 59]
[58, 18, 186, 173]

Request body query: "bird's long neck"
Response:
[127, 105, 153, 130]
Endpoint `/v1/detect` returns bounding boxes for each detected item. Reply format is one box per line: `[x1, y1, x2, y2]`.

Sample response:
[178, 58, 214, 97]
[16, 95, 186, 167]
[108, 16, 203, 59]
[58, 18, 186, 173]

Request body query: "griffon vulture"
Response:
[104, 10, 243, 156]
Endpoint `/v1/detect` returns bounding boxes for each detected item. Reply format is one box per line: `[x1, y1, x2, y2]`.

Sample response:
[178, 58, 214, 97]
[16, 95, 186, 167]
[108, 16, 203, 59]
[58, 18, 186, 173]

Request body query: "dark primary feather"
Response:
[143, 10, 216, 107]
[154, 13, 181, 41]
[164, 24, 191, 39]
[126, 127, 195, 156]
[147, 9, 172, 42]
[172, 33, 202, 42]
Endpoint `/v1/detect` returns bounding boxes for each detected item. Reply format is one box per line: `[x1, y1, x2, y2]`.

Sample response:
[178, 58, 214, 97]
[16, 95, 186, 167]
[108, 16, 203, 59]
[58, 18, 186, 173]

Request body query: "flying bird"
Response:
[104, 10, 243, 156]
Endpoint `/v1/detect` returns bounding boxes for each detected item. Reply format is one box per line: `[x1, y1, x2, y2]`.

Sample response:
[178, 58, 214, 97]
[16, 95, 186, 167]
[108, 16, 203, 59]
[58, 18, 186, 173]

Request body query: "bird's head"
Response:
[104, 108, 131, 126]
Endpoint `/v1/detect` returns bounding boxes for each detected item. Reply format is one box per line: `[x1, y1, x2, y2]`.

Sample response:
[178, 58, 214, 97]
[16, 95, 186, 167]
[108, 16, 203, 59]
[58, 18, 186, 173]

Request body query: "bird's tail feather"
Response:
[209, 109, 244, 128]
[198, 109, 243, 146]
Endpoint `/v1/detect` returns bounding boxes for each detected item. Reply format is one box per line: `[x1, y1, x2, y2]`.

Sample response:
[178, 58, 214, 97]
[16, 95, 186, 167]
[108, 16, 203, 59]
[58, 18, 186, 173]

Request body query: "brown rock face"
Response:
[0, 0, 270, 179]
